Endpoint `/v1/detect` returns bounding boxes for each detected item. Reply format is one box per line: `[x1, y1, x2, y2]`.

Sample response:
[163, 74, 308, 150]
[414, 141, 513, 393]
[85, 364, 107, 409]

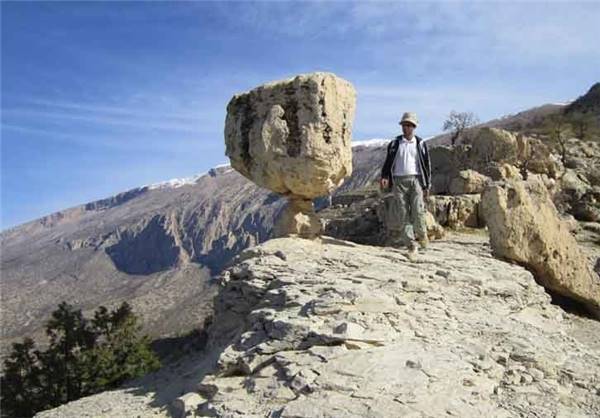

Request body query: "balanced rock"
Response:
[481, 177, 600, 317]
[225, 72, 356, 238]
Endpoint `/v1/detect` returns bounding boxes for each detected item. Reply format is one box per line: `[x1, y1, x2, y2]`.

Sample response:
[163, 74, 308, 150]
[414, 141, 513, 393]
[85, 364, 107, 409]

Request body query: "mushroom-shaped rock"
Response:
[224, 72, 356, 238]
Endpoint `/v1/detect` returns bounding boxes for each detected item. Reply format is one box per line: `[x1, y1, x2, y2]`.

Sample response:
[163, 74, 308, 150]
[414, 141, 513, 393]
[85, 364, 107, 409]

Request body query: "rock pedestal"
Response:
[225, 72, 356, 238]
[272, 197, 321, 238]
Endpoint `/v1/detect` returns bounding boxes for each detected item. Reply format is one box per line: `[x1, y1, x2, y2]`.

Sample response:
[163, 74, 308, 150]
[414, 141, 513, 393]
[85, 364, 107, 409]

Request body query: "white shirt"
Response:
[392, 135, 420, 176]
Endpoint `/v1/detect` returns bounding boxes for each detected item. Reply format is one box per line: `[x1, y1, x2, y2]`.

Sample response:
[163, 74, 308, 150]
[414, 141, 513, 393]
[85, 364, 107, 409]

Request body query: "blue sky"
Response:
[2, 1, 599, 230]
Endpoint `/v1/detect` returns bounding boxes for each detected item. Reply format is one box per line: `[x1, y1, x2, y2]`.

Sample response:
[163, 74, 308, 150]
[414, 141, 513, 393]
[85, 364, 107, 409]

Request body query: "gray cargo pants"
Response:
[388, 175, 427, 246]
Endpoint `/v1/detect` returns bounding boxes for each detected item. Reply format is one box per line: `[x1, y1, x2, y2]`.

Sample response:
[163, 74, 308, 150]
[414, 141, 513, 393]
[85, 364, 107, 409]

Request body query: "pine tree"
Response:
[0, 301, 161, 417]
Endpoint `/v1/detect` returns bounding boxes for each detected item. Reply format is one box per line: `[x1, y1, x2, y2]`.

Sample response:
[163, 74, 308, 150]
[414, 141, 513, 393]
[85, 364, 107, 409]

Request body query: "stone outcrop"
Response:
[486, 163, 522, 181]
[430, 128, 558, 195]
[426, 194, 484, 229]
[448, 169, 490, 195]
[34, 232, 600, 417]
[517, 135, 560, 178]
[481, 177, 600, 317]
[225, 72, 356, 238]
[470, 127, 519, 166]
[555, 139, 600, 222]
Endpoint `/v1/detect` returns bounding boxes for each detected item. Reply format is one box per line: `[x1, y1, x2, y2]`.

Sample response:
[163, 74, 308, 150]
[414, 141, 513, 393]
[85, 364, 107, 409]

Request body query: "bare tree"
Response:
[542, 113, 572, 166]
[442, 111, 480, 146]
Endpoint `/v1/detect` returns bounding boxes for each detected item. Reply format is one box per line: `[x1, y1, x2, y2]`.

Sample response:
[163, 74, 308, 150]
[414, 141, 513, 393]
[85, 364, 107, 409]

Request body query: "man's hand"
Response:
[380, 178, 389, 190]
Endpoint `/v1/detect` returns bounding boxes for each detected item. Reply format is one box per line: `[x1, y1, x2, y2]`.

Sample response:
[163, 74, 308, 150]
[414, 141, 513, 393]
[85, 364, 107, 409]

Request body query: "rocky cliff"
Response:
[35, 230, 600, 417]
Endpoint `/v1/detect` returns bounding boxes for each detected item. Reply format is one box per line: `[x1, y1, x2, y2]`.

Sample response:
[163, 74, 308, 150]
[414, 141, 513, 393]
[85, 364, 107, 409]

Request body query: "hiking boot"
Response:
[418, 237, 429, 250]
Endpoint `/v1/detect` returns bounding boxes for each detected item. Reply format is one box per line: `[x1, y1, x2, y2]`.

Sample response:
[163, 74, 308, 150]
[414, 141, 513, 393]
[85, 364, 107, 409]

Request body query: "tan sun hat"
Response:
[399, 112, 418, 127]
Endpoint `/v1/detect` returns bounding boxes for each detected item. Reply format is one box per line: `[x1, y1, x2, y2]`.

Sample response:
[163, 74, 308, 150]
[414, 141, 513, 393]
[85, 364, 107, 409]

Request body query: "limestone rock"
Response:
[430, 146, 462, 194]
[430, 129, 524, 194]
[449, 169, 491, 195]
[561, 169, 590, 199]
[33, 232, 600, 417]
[470, 127, 519, 166]
[517, 135, 560, 178]
[273, 197, 322, 238]
[562, 214, 580, 233]
[224, 72, 355, 198]
[225, 72, 356, 238]
[425, 211, 445, 239]
[195, 233, 600, 417]
[557, 169, 600, 222]
[426, 194, 483, 228]
[481, 177, 600, 317]
[171, 392, 203, 418]
[486, 163, 522, 181]
[430, 129, 561, 195]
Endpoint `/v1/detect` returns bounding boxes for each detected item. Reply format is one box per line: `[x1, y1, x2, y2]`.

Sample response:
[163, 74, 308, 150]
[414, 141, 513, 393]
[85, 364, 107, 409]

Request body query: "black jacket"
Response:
[380, 135, 432, 191]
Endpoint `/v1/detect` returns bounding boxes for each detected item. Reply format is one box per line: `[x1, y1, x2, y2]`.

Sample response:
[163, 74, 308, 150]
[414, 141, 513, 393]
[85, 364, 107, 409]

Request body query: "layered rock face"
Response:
[481, 177, 600, 317]
[36, 232, 600, 417]
[197, 235, 600, 418]
[225, 72, 356, 238]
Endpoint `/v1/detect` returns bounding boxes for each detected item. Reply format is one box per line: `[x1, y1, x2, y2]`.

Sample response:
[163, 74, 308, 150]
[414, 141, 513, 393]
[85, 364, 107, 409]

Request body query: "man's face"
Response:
[401, 122, 416, 138]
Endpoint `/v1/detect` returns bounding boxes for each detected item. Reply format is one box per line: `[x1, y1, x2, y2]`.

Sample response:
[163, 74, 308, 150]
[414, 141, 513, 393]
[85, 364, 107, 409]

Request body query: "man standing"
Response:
[380, 112, 432, 259]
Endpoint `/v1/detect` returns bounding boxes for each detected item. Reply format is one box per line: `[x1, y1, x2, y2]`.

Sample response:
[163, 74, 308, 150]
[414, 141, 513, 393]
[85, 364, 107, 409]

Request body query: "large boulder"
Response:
[572, 187, 600, 222]
[481, 177, 600, 317]
[517, 134, 560, 178]
[426, 194, 483, 229]
[430, 145, 465, 194]
[486, 163, 522, 181]
[470, 127, 519, 167]
[556, 169, 600, 221]
[225, 72, 356, 237]
[448, 169, 490, 195]
[430, 128, 532, 194]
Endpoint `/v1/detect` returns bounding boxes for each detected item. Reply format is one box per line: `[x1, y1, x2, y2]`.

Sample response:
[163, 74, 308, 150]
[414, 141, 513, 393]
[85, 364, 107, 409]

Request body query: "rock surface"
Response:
[36, 232, 600, 417]
[482, 177, 600, 317]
